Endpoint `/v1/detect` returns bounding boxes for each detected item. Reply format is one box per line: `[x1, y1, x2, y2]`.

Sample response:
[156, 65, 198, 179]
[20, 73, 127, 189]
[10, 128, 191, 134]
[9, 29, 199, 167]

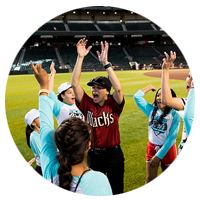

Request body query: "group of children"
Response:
[24, 38, 195, 196]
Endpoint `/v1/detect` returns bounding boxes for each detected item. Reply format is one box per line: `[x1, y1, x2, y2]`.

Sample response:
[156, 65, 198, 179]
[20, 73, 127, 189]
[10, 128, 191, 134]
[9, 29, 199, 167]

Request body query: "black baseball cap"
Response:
[87, 76, 112, 93]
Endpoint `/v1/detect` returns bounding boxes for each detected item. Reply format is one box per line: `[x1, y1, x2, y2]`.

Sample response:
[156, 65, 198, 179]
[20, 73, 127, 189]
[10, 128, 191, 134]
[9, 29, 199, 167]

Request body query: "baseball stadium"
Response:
[5, 6, 190, 195]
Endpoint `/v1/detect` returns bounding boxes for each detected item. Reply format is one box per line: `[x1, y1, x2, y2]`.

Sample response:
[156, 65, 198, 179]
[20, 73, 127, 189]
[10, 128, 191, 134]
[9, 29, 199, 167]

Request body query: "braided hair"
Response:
[149, 88, 177, 126]
[54, 117, 91, 191]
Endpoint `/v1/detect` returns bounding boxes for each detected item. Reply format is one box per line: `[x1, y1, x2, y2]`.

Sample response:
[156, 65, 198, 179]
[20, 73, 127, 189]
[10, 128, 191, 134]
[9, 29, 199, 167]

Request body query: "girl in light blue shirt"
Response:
[134, 84, 180, 184]
[48, 62, 84, 126]
[25, 109, 42, 175]
[31, 61, 112, 196]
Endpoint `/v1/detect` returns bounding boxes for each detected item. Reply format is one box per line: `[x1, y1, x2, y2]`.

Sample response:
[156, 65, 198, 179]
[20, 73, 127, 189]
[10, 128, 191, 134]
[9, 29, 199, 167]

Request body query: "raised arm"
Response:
[96, 41, 123, 105]
[161, 51, 184, 110]
[31, 61, 49, 95]
[141, 84, 156, 94]
[71, 38, 92, 104]
[31, 61, 59, 180]
[183, 81, 195, 151]
[48, 62, 56, 91]
[134, 85, 155, 117]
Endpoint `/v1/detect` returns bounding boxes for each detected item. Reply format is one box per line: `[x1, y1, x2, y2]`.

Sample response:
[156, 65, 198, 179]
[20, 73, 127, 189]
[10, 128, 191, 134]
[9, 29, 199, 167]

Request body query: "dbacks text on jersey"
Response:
[87, 110, 114, 128]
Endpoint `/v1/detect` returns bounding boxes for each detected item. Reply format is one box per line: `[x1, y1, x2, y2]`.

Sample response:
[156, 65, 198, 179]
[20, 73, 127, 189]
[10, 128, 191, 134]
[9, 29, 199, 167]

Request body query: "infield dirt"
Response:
[144, 69, 190, 80]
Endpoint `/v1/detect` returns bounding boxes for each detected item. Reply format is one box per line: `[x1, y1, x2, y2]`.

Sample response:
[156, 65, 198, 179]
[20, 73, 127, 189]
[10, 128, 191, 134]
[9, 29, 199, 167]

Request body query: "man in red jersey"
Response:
[71, 38, 125, 195]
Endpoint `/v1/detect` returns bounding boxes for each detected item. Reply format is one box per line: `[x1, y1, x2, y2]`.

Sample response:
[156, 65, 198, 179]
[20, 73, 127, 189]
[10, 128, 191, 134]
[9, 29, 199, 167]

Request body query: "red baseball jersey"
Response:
[76, 92, 125, 148]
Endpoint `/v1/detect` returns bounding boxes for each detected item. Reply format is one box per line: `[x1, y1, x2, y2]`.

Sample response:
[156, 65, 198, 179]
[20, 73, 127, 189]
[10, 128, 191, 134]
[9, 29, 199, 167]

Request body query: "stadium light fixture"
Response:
[131, 35, 143, 38]
[40, 35, 53, 38]
[103, 35, 114, 38]
[74, 35, 87, 38]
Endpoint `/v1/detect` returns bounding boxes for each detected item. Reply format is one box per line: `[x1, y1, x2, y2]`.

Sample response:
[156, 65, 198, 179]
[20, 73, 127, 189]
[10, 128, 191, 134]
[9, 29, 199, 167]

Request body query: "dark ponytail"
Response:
[26, 125, 34, 148]
[55, 117, 90, 191]
[149, 88, 177, 125]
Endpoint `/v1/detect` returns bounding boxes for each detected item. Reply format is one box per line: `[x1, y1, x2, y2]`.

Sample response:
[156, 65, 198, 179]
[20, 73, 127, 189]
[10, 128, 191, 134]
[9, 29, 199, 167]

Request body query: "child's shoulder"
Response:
[170, 108, 181, 118]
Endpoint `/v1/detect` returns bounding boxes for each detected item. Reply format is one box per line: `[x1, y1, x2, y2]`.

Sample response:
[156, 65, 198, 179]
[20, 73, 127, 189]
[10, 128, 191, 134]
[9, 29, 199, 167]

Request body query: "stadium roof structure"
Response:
[16, 6, 192, 37]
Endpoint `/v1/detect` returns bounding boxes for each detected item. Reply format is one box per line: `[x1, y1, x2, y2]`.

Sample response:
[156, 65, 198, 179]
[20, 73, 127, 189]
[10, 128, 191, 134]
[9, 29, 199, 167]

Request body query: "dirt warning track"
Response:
[144, 69, 190, 80]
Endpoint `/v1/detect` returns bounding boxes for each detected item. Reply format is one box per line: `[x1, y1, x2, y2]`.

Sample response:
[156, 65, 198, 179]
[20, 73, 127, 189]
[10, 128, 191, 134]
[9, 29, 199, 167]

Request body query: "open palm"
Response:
[162, 51, 176, 69]
[77, 38, 92, 58]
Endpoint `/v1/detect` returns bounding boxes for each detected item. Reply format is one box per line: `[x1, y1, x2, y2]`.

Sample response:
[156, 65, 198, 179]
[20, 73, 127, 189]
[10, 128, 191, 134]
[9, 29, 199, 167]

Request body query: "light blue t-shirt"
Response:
[30, 131, 41, 166]
[39, 95, 112, 196]
[134, 90, 180, 159]
[49, 91, 84, 126]
[183, 88, 195, 137]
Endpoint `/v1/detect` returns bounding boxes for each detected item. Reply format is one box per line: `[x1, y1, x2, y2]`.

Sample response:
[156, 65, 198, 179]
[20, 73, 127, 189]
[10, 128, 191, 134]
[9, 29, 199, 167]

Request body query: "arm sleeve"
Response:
[156, 112, 180, 159]
[134, 90, 154, 117]
[49, 91, 63, 118]
[183, 88, 195, 137]
[30, 132, 41, 159]
[39, 95, 59, 180]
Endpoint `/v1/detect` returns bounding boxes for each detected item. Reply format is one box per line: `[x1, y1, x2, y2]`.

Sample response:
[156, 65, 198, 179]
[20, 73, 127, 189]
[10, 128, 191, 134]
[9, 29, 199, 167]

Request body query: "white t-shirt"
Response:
[49, 91, 84, 126]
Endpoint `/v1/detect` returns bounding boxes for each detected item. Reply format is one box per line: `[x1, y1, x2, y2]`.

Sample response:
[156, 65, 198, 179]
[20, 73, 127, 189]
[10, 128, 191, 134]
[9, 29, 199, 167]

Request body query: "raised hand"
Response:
[76, 38, 92, 58]
[50, 61, 56, 76]
[30, 61, 48, 90]
[162, 51, 176, 70]
[96, 41, 109, 66]
[141, 84, 156, 94]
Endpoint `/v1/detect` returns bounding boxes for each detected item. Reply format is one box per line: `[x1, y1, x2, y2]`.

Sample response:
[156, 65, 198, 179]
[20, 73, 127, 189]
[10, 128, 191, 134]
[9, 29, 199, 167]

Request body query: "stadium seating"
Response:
[15, 43, 187, 72]
[97, 22, 123, 31]
[21, 48, 60, 70]
[11, 49, 22, 70]
[68, 22, 98, 31]
[126, 46, 160, 57]
[90, 46, 130, 69]
[125, 22, 154, 31]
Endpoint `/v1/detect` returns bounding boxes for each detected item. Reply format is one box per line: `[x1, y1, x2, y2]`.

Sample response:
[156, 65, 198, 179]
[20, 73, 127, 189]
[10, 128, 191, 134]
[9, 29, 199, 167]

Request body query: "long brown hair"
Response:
[149, 88, 177, 125]
[54, 117, 90, 191]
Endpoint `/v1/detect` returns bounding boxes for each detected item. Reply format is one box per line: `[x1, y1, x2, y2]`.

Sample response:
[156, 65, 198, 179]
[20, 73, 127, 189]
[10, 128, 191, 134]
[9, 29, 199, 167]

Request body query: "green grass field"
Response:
[5, 69, 187, 193]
